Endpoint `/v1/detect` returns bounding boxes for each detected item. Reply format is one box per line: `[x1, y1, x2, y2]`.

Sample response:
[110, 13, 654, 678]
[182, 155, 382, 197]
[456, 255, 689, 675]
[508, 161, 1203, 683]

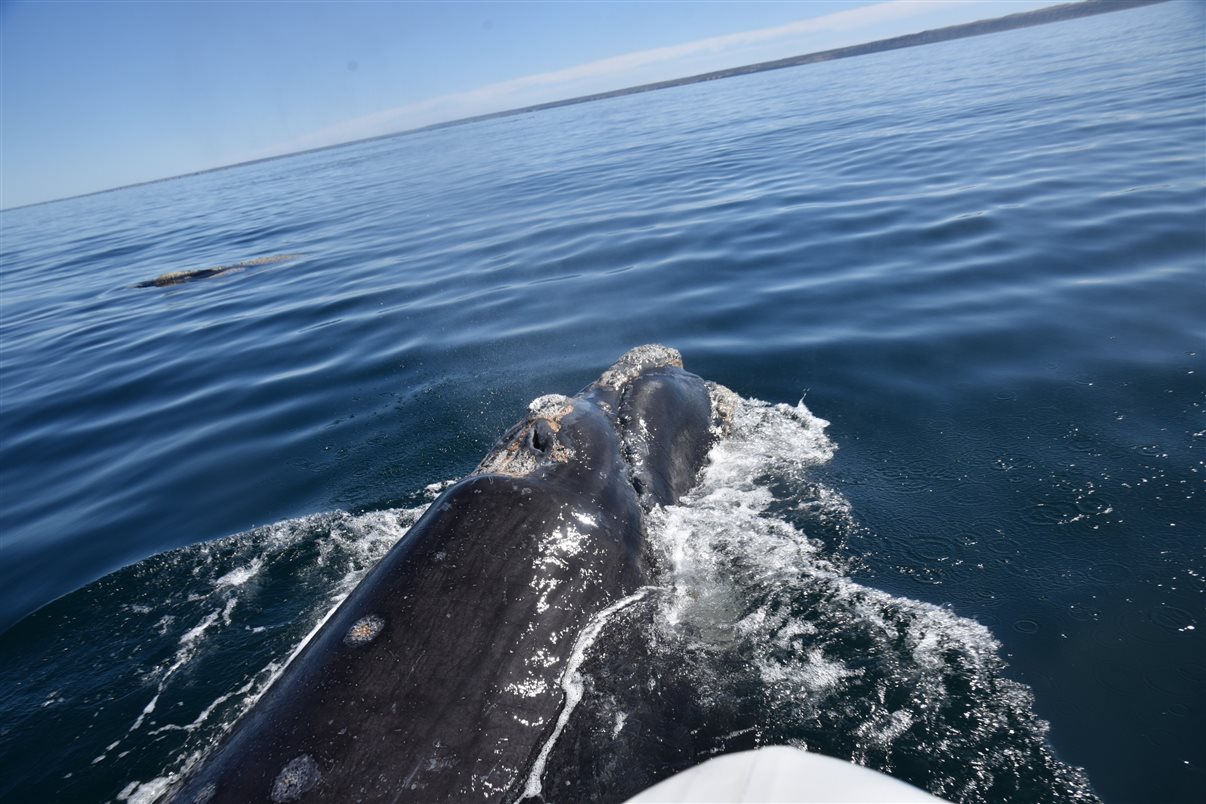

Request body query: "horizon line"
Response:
[0, 0, 1166, 214]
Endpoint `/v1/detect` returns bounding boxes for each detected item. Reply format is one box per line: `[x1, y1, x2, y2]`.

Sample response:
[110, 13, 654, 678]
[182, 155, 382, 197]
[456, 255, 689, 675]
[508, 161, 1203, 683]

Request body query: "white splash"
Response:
[631, 395, 1094, 800]
[215, 558, 262, 588]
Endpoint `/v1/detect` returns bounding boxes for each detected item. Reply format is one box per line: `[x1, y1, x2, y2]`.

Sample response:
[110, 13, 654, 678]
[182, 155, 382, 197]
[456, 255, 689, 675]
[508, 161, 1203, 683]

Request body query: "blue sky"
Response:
[1, 1, 1054, 210]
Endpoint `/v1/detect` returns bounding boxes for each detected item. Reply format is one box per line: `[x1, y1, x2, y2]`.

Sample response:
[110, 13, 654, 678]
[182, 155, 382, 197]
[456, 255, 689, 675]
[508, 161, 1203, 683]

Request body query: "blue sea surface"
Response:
[1, 2, 1203, 802]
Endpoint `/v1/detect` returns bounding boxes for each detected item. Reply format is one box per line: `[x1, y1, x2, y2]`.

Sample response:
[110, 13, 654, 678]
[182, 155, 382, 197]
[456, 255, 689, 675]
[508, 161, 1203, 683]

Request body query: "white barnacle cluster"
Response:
[528, 393, 572, 419]
[343, 614, 385, 646]
[476, 446, 540, 478]
[474, 394, 576, 478]
[707, 381, 741, 438]
[270, 754, 320, 803]
[598, 344, 683, 390]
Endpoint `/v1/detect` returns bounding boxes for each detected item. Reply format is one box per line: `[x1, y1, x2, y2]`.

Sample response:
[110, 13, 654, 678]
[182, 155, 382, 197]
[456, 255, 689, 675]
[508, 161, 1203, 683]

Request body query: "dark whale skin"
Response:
[169, 347, 720, 803]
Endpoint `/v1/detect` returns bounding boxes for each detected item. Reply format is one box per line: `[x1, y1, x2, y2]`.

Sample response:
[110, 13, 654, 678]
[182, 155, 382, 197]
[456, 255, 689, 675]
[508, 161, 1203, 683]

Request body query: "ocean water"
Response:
[1, 2, 1202, 802]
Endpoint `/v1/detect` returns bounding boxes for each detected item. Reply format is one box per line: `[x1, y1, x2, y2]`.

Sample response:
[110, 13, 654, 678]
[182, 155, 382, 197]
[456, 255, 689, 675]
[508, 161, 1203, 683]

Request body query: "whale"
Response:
[134, 254, 302, 288]
[169, 345, 730, 803]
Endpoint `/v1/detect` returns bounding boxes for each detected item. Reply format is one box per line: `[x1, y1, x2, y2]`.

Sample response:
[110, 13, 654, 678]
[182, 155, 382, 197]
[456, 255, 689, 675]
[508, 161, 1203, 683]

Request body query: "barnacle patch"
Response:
[271, 754, 320, 802]
[598, 344, 683, 389]
[344, 614, 385, 646]
[476, 395, 576, 477]
[707, 381, 740, 438]
[528, 394, 573, 419]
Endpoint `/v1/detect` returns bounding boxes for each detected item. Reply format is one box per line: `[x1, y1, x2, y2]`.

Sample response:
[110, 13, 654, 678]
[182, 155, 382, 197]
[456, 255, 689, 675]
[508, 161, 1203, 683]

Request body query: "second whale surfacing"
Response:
[170, 345, 733, 803]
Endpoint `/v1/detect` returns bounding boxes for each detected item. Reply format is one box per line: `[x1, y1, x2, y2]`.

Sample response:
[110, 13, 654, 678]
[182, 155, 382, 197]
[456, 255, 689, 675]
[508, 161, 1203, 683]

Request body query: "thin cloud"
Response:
[271, 1, 965, 156]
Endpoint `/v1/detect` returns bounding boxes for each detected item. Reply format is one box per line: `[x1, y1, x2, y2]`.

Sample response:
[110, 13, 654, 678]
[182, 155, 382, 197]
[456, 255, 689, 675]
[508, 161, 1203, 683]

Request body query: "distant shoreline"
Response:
[2, 0, 1169, 213]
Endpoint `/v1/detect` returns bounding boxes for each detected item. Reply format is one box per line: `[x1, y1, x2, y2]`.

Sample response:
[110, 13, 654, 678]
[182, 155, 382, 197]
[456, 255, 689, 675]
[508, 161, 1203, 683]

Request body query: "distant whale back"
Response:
[134, 254, 302, 288]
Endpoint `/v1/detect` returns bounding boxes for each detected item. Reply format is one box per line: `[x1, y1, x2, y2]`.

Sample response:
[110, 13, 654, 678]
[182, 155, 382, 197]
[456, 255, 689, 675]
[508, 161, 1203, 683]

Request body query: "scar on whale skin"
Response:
[134, 254, 302, 288]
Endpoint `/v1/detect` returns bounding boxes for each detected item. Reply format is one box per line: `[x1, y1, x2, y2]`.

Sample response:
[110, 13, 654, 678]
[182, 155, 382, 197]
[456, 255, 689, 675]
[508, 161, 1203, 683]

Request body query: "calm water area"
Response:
[1, 2, 1203, 801]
